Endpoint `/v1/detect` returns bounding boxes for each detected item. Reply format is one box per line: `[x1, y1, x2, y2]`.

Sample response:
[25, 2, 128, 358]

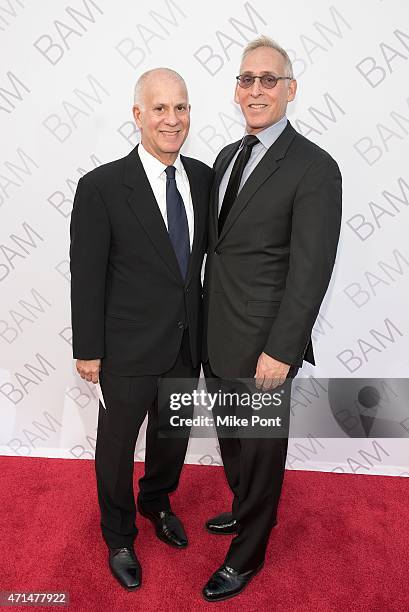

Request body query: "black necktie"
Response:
[165, 165, 190, 280]
[218, 134, 259, 234]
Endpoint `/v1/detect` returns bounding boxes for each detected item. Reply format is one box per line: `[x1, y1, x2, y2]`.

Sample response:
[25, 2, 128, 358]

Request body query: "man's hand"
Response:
[254, 352, 290, 390]
[76, 359, 101, 384]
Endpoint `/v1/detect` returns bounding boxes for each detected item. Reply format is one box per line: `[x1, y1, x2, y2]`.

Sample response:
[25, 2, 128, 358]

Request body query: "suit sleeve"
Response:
[264, 155, 342, 365]
[69, 176, 111, 360]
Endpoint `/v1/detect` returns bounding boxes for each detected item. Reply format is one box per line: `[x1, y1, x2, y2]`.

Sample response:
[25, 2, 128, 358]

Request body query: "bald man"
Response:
[70, 68, 212, 590]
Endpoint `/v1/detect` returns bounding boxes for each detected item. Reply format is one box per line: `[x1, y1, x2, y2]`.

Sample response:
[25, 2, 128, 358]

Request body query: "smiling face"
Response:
[235, 46, 297, 134]
[133, 72, 190, 164]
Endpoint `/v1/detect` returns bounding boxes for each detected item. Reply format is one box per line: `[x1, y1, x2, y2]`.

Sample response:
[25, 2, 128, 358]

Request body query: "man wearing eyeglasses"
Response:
[202, 35, 342, 601]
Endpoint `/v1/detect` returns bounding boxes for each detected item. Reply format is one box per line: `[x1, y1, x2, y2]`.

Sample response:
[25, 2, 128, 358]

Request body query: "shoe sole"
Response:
[202, 564, 264, 602]
[205, 522, 277, 536]
[205, 526, 238, 535]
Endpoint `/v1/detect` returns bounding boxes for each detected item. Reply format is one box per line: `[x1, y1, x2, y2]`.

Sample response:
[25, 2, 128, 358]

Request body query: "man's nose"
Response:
[165, 110, 178, 125]
[250, 77, 263, 96]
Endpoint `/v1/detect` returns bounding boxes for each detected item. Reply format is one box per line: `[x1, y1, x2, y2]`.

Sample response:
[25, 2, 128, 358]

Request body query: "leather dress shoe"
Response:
[108, 547, 141, 590]
[206, 512, 238, 535]
[202, 563, 263, 602]
[206, 511, 277, 534]
[137, 505, 188, 548]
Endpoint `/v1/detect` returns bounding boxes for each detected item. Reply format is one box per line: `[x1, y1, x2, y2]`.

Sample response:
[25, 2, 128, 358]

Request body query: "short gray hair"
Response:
[133, 68, 187, 107]
[241, 35, 294, 79]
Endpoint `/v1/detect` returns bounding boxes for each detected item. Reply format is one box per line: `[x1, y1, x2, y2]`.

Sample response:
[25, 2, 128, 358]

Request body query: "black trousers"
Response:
[95, 330, 198, 549]
[204, 361, 299, 573]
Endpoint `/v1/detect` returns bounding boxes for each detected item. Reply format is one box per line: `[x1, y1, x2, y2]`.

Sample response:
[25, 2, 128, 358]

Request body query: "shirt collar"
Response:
[138, 142, 183, 178]
[241, 115, 288, 150]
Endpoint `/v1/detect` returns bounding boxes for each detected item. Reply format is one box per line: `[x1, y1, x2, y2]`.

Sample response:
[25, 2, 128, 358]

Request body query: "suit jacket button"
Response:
[214, 249, 220, 255]
[177, 321, 184, 329]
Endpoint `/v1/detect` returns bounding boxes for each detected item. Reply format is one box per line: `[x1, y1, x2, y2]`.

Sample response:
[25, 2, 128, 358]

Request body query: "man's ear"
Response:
[287, 79, 297, 103]
[234, 84, 240, 104]
[132, 105, 143, 128]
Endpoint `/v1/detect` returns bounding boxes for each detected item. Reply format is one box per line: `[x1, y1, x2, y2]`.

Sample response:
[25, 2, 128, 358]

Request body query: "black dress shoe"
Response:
[206, 512, 238, 534]
[206, 511, 277, 534]
[137, 505, 188, 548]
[108, 547, 141, 590]
[202, 563, 263, 602]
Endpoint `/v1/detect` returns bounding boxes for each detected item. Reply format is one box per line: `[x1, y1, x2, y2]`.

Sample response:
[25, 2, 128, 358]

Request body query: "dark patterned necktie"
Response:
[218, 134, 259, 234]
[165, 165, 190, 279]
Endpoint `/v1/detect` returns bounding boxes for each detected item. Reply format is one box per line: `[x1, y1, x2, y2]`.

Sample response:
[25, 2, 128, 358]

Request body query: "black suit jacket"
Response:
[203, 121, 342, 379]
[70, 144, 212, 375]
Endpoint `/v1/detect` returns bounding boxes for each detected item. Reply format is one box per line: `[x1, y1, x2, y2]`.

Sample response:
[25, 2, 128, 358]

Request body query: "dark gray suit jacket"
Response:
[203, 121, 342, 379]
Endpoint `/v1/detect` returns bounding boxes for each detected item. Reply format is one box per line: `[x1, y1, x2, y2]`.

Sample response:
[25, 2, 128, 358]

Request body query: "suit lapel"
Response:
[181, 155, 205, 285]
[123, 145, 183, 283]
[211, 141, 241, 237]
[217, 122, 298, 244]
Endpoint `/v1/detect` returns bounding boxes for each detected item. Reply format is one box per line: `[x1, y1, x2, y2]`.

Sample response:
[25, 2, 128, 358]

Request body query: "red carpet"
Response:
[0, 456, 408, 611]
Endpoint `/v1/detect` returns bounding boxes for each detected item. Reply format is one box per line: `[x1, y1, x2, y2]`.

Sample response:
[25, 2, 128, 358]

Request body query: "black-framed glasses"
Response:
[236, 74, 292, 89]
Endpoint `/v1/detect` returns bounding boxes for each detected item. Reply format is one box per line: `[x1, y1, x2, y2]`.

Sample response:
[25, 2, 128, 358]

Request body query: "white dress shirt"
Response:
[138, 143, 194, 249]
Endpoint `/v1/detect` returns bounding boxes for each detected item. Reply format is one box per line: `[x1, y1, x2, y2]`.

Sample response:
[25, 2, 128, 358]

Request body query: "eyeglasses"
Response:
[236, 74, 292, 89]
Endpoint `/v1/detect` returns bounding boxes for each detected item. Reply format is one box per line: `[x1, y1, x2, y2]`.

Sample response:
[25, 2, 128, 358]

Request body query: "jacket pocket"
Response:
[246, 300, 281, 317]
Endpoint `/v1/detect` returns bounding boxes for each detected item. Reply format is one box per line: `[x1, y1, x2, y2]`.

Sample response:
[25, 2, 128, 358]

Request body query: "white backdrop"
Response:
[1, 0, 408, 476]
